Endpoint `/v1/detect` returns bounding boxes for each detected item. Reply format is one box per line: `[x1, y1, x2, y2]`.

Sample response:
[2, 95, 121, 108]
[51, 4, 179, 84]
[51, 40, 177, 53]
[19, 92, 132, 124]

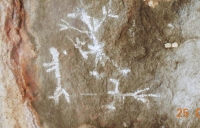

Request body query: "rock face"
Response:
[0, 0, 39, 127]
[1, 0, 200, 128]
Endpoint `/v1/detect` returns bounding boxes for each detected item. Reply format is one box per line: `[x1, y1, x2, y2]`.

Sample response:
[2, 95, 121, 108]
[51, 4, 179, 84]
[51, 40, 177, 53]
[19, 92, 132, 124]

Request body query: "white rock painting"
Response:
[43, 0, 161, 110]
[43, 47, 70, 104]
[107, 78, 160, 108]
[59, 0, 118, 68]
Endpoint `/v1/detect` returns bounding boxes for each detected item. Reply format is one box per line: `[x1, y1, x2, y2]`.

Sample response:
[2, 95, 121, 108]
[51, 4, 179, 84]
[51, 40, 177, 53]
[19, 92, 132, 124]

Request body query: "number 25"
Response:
[176, 108, 189, 118]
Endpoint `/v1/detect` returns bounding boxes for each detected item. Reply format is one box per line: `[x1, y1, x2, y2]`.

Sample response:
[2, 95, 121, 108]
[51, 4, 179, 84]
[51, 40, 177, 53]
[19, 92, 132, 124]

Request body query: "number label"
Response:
[176, 108, 189, 118]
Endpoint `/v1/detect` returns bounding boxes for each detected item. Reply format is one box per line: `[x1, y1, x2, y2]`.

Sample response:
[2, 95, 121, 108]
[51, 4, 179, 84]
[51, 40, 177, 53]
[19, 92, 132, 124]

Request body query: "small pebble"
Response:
[164, 43, 171, 48]
[172, 42, 178, 48]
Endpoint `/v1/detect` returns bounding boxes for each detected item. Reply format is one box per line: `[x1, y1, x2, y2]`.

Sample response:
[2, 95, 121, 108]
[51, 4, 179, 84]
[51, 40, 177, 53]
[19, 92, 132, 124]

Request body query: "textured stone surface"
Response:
[0, 1, 40, 127]
[2, 0, 200, 128]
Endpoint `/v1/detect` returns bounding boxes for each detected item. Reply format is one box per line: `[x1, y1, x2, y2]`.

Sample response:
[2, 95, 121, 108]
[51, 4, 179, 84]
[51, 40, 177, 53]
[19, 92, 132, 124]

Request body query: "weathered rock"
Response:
[2, 0, 200, 128]
[0, 0, 40, 127]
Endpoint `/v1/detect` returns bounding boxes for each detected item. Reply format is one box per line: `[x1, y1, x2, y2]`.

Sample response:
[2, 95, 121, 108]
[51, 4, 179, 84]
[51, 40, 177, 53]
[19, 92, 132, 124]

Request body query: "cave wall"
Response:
[1, 0, 200, 128]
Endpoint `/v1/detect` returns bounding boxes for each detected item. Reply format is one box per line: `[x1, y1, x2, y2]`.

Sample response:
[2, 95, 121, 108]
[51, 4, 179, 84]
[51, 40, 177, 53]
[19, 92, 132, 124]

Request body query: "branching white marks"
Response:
[69, 36, 109, 67]
[57, 0, 158, 111]
[59, 19, 88, 34]
[68, 36, 108, 67]
[88, 43, 108, 67]
[49, 87, 70, 104]
[122, 87, 160, 103]
[59, 0, 119, 68]
[68, 37, 89, 59]
[43, 47, 70, 104]
[107, 78, 160, 109]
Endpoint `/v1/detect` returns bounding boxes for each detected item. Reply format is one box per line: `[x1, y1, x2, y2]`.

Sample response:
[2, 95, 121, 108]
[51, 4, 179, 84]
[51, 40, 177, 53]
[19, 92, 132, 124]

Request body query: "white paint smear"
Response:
[81, 93, 97, 96]
[106, 105, 116, 111]
[123, 122, 127, 127]
[120, 68, 131, 76]
[167, 23, 174, 28]
[63, 50, 67, 55]
[89, 70, 104, 79]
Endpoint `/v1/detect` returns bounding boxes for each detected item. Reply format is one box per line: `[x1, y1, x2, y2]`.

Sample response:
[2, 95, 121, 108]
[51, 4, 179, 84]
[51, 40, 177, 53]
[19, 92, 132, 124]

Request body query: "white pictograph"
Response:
[107, 78, 160, 109]
[43, 0, 161, 110]
[59, 0, 118, 68]
[43, 47, 70, 104]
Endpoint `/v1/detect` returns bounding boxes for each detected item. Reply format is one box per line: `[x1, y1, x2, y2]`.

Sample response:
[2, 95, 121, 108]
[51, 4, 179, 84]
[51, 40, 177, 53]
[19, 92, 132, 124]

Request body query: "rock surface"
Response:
[1, 0, 200, 128]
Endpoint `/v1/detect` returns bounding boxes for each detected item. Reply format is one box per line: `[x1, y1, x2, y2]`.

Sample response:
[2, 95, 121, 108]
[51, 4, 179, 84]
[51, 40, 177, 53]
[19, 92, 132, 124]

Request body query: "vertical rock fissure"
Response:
[3, 0, 41, 127]
[4, 0, 38, 102]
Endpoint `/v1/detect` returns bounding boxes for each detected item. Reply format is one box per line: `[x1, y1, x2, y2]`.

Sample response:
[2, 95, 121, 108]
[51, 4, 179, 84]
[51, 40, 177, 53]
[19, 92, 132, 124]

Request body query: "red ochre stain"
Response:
[4, 0, 38, 103]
